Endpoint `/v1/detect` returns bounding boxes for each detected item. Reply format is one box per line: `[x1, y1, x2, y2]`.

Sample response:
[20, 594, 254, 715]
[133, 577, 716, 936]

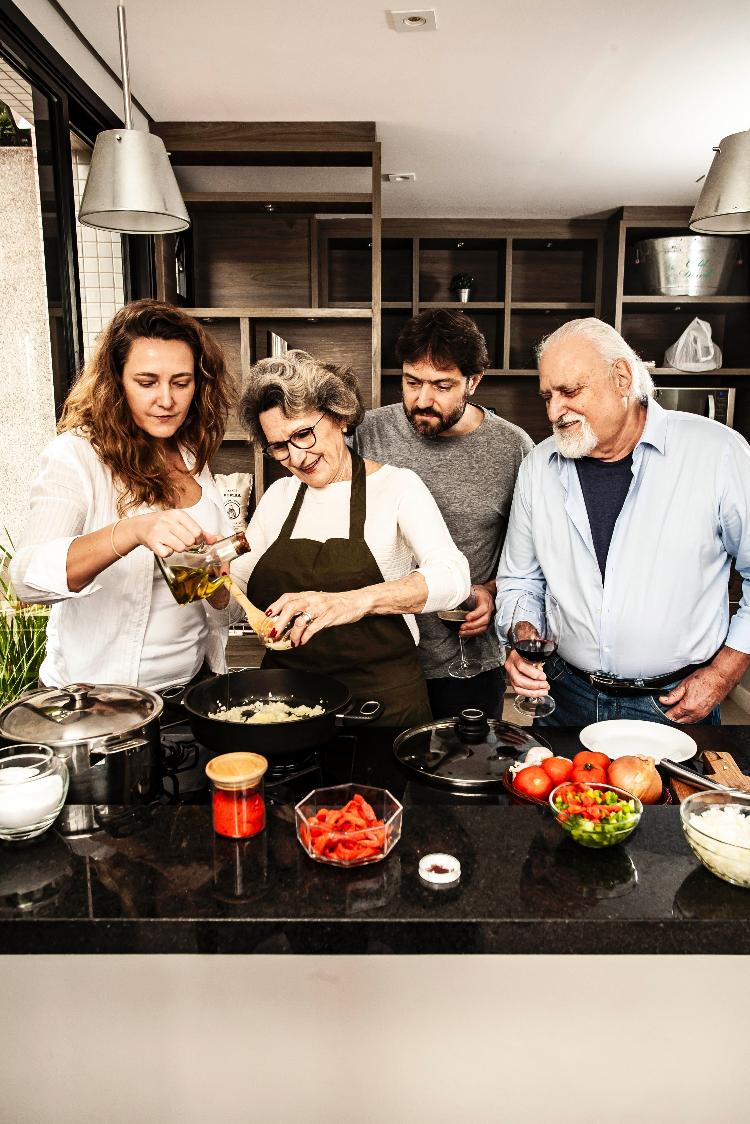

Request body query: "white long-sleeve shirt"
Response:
[232, 464, 471, 642]
[9, 431, 232, 689]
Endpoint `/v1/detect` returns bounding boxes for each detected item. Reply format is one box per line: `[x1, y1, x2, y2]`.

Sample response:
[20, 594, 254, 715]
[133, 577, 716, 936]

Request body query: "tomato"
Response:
[572, 749, 611, 771]
[571, 763, 608, 784]
[513, 766, 554, 801]
[541, 757, 574, 785]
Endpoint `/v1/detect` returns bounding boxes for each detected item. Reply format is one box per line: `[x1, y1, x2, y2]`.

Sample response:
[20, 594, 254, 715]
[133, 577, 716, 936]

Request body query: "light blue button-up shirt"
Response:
[495, 398, 750, 679]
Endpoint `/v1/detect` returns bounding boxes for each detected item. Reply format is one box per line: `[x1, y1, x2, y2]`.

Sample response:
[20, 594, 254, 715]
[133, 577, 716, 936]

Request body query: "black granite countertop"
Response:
[2, 725, 750, 955]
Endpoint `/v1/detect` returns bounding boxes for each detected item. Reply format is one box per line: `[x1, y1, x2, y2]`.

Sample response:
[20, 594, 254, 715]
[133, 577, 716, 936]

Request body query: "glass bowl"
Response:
[295, 783, 403, 867]
[548, 781, 643, 849]
[679, 789, 750, 888]
[0, 745, 69, 842]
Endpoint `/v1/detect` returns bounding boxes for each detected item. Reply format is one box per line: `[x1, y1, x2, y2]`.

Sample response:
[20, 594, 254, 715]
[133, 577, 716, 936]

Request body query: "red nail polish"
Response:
[265, 608, 273, 617]
[269, 628, 277, 639]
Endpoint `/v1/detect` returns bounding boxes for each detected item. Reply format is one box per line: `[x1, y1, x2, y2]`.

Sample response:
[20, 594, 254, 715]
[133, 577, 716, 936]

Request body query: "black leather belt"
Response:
[564, 657, 714, 696]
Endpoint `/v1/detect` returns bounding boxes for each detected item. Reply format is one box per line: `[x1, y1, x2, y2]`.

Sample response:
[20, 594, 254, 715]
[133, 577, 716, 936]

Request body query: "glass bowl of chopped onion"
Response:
[680, 790, 750, 888]
[295, 784, 403, 867]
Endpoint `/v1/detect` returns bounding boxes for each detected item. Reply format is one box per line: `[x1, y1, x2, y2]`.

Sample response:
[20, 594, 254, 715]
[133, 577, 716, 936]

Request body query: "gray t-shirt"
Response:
[353, 403, 533, 678]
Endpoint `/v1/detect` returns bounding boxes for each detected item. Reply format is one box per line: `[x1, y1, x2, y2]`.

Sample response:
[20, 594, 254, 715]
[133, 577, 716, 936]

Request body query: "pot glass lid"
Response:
[0, 683, 163, 744]
[393, 708, 550, 792]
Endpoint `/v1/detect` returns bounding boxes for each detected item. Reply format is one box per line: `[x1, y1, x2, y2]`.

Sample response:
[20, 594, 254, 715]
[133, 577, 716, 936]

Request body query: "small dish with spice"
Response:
[295, 783, 403, 867]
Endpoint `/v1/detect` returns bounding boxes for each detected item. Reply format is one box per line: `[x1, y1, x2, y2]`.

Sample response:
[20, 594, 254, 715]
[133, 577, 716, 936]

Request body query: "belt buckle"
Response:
[590, 672, 617, 688]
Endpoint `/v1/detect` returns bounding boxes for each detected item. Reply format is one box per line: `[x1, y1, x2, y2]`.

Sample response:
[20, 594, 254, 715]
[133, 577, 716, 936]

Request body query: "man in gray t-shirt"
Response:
[354, 310, 533, 719]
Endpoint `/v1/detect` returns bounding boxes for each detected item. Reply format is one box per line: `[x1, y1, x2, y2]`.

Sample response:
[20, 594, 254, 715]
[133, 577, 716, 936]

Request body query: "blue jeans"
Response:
[535, 656, 721, 728]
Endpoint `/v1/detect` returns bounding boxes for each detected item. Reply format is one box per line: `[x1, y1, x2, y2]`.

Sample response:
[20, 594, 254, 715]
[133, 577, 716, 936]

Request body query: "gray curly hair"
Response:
[536, 318, 655, 402]
[239, 350, 365, 445]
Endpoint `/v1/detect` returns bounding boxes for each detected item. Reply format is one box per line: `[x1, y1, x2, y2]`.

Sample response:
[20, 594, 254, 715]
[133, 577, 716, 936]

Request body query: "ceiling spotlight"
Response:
[387, 9, 438, 32]
[385, 172, 416, 183]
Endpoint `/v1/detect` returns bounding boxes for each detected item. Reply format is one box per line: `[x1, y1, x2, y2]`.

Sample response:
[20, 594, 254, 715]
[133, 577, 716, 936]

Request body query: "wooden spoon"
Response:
[223, 575, 275, 639]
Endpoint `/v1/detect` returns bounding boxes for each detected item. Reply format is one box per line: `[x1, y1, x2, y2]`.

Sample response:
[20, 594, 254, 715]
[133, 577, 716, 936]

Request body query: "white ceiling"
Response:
[52, 0, 750, 218]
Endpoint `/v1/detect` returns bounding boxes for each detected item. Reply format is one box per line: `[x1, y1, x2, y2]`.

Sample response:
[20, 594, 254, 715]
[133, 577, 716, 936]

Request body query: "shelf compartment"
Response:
[381, 310, 413, 371]
[622, 227, 750, 298]
[252, 317, 374, 409]
[621, 305, 750, 370]
[326, 237, 412, 304]
[419, 238, 505, 303]
[191, 211, 312, 307]
[474, 377, 550, 445]
[200, 318, 245, 440]
[511, 238, 598, 303]
[508, 310, 583, 371]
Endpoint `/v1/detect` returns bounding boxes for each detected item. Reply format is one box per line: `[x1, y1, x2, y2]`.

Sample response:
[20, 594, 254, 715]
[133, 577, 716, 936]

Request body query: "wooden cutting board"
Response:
[668, 750, 750, 803]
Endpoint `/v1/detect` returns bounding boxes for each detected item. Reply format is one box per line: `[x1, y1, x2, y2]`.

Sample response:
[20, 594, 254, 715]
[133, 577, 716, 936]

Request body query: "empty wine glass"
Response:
[509, 592, 561, 717]
[438, 597, 483, 679]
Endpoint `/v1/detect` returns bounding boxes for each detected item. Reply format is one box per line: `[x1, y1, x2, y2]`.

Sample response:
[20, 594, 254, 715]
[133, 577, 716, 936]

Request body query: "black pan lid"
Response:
[393, 708, 551, 792]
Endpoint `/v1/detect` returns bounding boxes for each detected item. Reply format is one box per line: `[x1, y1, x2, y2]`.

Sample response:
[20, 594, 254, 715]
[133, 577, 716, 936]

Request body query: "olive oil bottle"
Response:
[156, 532, 250, 605]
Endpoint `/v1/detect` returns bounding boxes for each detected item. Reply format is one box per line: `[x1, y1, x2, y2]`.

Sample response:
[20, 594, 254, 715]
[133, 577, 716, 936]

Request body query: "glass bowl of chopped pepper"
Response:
[295, 784, 403, 867]
[549, 781, 643, 849]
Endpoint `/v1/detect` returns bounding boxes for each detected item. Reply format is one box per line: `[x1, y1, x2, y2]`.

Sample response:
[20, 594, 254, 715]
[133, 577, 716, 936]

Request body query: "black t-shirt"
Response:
[574, 455, 634, 577]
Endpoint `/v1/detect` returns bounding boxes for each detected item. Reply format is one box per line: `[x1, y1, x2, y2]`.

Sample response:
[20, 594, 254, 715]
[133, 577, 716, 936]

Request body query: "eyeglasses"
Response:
[262, 414, 326, 461]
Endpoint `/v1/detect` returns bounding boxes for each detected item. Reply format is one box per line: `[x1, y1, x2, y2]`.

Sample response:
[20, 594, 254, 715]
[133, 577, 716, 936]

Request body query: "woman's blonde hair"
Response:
[59, 300, 236, 514]
[240, 350, 365, 445]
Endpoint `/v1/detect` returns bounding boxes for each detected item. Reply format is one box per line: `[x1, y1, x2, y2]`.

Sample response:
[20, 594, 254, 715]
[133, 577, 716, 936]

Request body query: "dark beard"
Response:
[403, 394, 469, 437]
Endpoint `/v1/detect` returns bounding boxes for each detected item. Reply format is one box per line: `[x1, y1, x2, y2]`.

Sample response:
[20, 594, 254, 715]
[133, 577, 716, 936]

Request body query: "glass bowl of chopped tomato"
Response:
[549, 781, 643, 849]
[295, 784, 403, 867]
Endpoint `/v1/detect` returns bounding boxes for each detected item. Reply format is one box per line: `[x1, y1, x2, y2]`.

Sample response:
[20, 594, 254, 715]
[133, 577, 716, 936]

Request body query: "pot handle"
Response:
[336, 700, 382, 725]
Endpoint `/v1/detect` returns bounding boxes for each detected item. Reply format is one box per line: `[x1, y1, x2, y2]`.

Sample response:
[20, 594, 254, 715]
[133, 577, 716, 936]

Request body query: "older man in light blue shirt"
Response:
[496, 317, 750, 726]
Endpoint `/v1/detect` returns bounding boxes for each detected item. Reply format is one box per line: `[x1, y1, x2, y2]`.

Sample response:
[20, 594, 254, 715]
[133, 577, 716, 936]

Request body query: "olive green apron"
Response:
[248, 451, 432, 727]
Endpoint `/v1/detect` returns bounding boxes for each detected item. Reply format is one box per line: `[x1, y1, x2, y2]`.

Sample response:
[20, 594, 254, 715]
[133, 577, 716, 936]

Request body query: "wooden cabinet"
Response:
[604, 207, 750, 442]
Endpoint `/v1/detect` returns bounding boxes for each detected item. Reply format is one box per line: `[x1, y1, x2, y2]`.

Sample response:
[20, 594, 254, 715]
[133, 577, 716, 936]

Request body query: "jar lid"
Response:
[206, 752, 268, 789]
[0, 683, 163, 745]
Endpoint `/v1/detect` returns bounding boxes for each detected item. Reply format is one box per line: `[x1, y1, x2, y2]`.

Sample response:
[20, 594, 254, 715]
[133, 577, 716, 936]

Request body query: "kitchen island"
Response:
[3, 724, 750, 1124]
[2, 725, 750, 955]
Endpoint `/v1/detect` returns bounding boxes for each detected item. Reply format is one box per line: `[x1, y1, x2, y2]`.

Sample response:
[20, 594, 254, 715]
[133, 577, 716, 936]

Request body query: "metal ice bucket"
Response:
[634, 236, 740, 296]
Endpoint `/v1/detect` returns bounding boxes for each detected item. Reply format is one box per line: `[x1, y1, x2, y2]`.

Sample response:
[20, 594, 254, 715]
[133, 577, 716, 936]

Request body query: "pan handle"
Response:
[336, 699, 382, 725]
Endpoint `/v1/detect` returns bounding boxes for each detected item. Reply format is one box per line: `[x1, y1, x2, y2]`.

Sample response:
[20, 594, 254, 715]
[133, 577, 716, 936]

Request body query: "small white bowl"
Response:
[0, 745, 69, 842]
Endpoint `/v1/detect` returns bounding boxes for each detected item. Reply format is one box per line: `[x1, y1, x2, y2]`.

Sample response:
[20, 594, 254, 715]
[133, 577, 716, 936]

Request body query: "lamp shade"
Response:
[79, 128, 190, 234]
[690, 129, 750, 234]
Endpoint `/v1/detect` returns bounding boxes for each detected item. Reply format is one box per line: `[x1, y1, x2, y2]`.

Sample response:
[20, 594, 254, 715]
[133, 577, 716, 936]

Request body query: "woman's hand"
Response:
[266, 589, 370, 647]
[128, 510, 208, 558]
[207, 565, 230, 609]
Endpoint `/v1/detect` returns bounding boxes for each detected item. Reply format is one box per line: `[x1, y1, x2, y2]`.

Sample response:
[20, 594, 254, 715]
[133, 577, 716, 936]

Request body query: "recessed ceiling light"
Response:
[387, 9, 438, 32]
[385, 172, 417, 183]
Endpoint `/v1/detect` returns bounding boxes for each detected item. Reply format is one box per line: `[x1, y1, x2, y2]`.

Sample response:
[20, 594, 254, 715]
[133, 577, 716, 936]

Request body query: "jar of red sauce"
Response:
[205, 752, 267, 838]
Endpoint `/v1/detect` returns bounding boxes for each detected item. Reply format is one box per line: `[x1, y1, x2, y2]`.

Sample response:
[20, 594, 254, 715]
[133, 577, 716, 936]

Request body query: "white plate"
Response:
[578, 720, 697, 764]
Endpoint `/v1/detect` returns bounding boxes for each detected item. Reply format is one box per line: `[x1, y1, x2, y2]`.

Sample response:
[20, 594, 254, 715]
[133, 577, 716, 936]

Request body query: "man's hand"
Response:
[504, 648, 550, 698]
[660, 646, 750, 723]
[460, 583, 495, 638]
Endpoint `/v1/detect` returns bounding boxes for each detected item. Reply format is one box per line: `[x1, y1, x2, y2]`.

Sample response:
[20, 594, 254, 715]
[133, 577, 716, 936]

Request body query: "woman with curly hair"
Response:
[234, 350, 470, 725]
[10, 299, 237, 690]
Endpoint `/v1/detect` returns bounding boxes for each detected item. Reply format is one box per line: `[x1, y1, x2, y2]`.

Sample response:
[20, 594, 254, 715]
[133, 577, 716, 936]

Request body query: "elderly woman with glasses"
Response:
[233, 350, 470, 725]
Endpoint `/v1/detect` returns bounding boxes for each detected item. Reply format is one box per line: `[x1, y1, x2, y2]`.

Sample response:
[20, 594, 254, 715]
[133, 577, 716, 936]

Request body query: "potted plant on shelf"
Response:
[449, 272, 475, 303]
[1, 536, 49, 705]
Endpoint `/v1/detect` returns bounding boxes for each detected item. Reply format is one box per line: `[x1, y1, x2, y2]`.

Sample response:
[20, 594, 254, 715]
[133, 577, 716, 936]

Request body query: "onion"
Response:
[607, 755, 662, 804]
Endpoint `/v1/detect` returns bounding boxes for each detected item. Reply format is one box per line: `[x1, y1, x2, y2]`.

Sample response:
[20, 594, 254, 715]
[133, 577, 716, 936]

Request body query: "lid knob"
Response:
[456, 708, 490, 741]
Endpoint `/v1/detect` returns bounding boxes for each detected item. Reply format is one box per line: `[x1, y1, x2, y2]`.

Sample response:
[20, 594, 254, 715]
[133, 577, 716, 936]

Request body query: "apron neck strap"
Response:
[277, 448, 368, 541]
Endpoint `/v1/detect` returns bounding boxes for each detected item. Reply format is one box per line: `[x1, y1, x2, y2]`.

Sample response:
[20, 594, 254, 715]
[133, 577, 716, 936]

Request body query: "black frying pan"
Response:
[182, 669, 381, 764]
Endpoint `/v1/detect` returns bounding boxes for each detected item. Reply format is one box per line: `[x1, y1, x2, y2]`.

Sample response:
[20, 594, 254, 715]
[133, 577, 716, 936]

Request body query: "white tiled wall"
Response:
[72, 146, 125, 359]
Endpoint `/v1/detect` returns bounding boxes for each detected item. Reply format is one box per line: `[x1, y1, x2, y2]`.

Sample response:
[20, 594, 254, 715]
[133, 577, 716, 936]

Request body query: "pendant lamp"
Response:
[689, 129, 750, 234]
[79, 5, 189, 234]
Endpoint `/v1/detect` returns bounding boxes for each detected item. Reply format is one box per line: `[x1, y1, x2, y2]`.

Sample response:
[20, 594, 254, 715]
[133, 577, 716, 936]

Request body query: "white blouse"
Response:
[232, 464, 470, 643]
[9, 431, 233, 689]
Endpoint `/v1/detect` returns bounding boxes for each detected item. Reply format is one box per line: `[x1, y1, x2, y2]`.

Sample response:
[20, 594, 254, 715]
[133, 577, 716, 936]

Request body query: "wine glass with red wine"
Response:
[437, 608, 483, 679]
[509, 592, 561, 717]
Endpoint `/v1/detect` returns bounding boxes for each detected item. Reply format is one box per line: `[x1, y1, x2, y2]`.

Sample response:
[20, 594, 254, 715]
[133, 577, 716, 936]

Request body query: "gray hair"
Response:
[535, 318, 655, 401]
[239, 350, 365, 445]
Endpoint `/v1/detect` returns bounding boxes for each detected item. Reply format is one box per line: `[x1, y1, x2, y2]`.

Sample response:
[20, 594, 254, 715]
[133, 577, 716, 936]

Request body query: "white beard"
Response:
[553, 412, 598, 458]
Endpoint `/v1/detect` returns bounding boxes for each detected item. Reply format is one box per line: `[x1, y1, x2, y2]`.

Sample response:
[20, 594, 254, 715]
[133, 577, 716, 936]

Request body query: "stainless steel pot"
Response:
[0, 683, 164, 808]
